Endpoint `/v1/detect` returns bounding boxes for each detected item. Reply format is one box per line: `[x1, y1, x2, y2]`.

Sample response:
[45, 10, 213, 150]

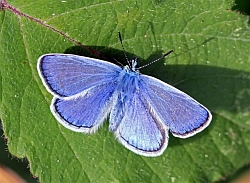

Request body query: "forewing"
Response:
[37, 54, 122, 98]
[112, 93, 169, 157]
[50, 82, 116, 133]
[140, 75, 212, 138]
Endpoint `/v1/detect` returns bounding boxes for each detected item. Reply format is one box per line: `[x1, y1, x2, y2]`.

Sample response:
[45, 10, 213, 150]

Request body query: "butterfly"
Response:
[37, 32, 212, 157]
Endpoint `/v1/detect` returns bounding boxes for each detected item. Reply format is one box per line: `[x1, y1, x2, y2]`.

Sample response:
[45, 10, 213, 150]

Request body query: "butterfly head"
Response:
[123, 58, 140, 75]
[130, 57, 138, 72]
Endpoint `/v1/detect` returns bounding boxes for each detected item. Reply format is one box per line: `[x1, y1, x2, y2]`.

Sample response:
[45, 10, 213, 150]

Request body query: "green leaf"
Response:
[1, 0, 250, 182]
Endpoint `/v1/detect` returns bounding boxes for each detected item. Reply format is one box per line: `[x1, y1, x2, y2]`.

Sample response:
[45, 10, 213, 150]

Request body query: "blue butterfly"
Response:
[37, 33, 212, 157]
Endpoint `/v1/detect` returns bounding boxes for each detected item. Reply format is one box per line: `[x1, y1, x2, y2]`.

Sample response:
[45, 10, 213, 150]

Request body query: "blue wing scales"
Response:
[111, 92, 169, 157]
[50, 82, 116, 133]
[140, 75, 212, 138]
[37, 54, 122, 98]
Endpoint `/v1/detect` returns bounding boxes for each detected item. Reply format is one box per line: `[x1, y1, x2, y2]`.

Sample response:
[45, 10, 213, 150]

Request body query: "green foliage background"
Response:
[0, 0, 250, 182]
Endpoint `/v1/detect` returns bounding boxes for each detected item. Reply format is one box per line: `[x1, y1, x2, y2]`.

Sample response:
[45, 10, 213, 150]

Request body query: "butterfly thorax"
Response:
[114, 62, 141, 103]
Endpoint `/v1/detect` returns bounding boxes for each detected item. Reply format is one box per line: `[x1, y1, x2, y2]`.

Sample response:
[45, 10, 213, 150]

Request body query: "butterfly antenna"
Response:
[118, 32, 131, 67]
[112, 57, 124, 67]
[137, 50, 174, 69]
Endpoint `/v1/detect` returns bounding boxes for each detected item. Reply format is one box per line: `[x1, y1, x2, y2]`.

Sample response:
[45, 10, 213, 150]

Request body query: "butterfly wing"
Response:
[51, 82, 117, 133]
[140, 75, 212, 138]
[111, 91, 169, 157]
[37, 54, 121, 133]
[37, 54, 122, 98]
